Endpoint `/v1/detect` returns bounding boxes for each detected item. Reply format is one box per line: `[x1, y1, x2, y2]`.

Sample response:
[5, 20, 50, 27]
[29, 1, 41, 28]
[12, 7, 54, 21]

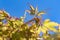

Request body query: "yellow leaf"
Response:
[30, 30, 34, 33]
[37, 11, 45, 16]
[43, 35, 49, 39]
[42, 26, 48, 31]
[30, 4, 35, 10]
[36, 27, 41, 34]
[41, 26, 48, 33]
[0, 17, 5, 20]
[48, 22, 58, 26]
[47, 27, 58, 32]
[44, 19, 58, 28]
[0, 36, 3, 40]
[0, 22, 3, 25]
[3, 11, 10, 17]
[2, 27, 8, 31]
[44, 19, 50, 23]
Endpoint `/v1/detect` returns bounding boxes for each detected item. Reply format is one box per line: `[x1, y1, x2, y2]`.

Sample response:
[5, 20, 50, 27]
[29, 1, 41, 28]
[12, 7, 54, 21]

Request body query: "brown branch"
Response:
[24, 17, 42, 26]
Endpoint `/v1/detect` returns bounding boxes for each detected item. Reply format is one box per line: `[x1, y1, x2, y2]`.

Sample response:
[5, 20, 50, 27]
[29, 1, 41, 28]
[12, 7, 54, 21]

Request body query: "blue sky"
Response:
[0, 0, 60, 23]
[0, 0, 60, 35]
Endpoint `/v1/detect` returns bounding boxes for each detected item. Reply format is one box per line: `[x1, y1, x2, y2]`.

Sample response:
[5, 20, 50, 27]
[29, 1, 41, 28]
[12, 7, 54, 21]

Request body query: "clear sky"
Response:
[0, 0, 60, 23]
[0, 0, 60, 35]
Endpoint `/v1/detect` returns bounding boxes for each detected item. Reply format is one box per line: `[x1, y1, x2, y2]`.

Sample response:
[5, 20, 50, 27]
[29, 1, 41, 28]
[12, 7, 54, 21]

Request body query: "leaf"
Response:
[0, 17, 5, 20]
[30, 5, 35, 10]
[36, 27, 41, 34]
[0, 22, 3, 25]
[26, 4, 36, 15]
[0, 36, 3, 40]
[2, 27, 8, 31]
[44, 22, 58, 28]
[29, 24, 37, 33]
[44, 19, 50, 23]
[26, 10, 31, 13]
[3, 11, 10, 17]
[37, 11, 45, 16]
[41, 26, 48, 33]
[47, 27, 58, 32]
[44, 19, 58, 26]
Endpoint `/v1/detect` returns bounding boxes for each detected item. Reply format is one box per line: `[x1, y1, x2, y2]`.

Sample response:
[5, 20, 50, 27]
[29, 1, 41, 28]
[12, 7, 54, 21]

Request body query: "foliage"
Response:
[0, 5, 59, 40]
